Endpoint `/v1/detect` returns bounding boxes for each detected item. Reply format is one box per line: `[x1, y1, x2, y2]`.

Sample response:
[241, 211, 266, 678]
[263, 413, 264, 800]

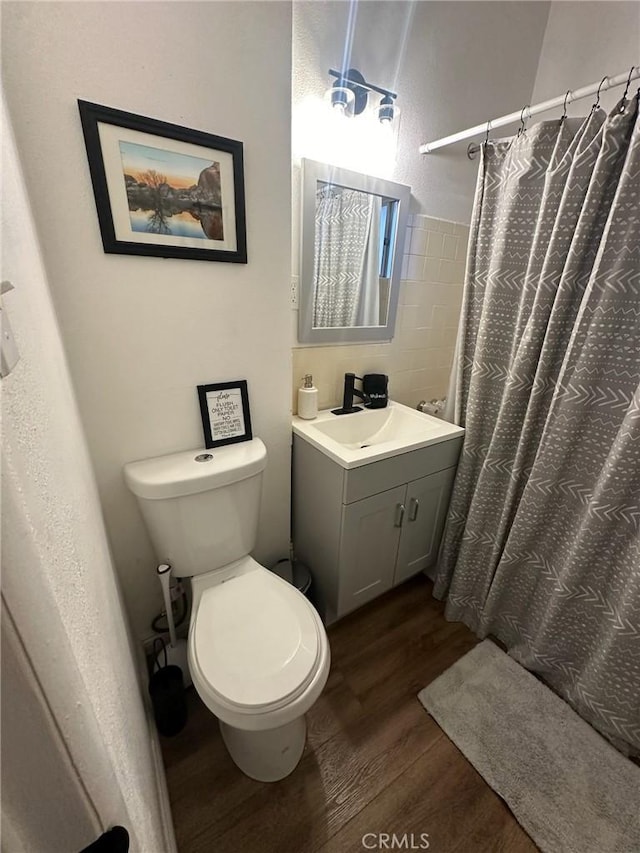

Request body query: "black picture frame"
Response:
[78, 100, 247, 263]
[197, 381, 252, 449]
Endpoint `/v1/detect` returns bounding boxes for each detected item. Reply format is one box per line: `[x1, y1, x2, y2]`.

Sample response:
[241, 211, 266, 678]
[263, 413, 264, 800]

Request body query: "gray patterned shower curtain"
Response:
[313, 186, 381, 327]
[435, 95, 640, 751]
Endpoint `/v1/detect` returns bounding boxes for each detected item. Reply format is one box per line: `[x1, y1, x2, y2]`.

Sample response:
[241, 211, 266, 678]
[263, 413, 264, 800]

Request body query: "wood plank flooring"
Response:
[161, 575, 537, 853]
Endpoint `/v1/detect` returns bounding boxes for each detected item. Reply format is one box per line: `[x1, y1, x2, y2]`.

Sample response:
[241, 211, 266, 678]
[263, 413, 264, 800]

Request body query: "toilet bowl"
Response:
[123, 438, 330, 782]
[188, 556, 330, 781]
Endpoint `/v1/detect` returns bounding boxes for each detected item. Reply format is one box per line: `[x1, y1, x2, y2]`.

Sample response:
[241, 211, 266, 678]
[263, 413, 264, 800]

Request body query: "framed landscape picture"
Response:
[197, 380, 252, 449]
[78, 100, 247, 263]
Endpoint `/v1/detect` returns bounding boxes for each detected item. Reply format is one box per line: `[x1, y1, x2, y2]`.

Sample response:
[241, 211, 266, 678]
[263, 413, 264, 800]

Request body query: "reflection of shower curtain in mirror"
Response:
[313, 186, 381, 327]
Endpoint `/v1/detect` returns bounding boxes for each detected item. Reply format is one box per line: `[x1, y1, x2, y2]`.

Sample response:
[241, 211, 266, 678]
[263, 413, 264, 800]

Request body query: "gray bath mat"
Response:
[418, 640, 640, 853]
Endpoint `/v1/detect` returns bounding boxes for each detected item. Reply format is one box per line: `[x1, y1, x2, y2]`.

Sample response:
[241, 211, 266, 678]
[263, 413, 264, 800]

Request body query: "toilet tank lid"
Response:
[124, 438, 267, 500]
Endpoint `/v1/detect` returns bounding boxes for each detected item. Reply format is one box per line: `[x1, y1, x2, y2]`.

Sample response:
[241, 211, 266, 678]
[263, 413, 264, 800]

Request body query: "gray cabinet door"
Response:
[394, 468, 455, 585]
[338, 484, 406, 617]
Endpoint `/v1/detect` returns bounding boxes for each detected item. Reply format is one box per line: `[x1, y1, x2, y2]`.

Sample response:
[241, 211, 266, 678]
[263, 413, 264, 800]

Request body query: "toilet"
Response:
[124, 438, 330, 782]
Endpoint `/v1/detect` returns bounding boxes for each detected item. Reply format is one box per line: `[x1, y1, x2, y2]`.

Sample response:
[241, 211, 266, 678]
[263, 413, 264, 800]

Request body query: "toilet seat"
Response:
[191, 568, 322, 713]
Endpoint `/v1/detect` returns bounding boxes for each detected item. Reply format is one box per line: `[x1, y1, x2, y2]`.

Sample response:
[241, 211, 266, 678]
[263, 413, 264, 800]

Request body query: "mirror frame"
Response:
[299, 158, 411, 345]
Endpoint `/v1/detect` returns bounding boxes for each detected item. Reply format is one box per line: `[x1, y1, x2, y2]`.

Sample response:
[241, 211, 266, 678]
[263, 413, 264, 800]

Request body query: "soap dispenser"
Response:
[298, 374, 318, 420]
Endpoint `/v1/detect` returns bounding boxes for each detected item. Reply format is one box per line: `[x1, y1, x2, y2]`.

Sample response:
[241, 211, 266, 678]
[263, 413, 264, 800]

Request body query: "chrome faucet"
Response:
[332, 373, 368, 415]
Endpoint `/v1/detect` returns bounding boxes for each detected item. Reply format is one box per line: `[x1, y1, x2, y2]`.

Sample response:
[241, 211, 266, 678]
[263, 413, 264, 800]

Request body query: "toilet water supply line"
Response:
[155, 563, 192, 686]
[157, 563, 178, 649]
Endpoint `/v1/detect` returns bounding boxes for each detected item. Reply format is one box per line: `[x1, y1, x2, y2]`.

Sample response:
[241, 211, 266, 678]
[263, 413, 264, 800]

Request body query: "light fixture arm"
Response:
[328, 68, 397, 101]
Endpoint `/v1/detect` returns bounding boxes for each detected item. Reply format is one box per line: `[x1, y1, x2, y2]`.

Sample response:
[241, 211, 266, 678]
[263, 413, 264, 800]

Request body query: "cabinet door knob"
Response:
[394, 503, 406, 527]
[409, 498, 420, 521]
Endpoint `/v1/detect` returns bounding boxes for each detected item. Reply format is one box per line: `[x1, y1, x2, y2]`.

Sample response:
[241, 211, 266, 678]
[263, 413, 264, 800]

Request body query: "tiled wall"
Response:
[292, 215, 469, 413]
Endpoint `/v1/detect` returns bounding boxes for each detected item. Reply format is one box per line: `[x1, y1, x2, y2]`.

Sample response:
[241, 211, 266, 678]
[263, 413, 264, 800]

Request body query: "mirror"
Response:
[299, 159, 411, 344]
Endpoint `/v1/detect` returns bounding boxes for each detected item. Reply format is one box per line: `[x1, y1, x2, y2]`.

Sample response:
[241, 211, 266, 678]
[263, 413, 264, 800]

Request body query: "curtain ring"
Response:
[559, 90, 571, 124]
[619, 66, 636, 111]
[622, 66, 635, 101]
[592, 76, 608, 112]
[517, 105, 529, 137]
[467, 119, 491, 159]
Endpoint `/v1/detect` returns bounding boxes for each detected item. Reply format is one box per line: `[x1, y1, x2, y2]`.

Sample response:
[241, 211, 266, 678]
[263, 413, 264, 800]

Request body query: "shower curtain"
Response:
[435, 94, 640, 752]
[313, 185, 381, 327]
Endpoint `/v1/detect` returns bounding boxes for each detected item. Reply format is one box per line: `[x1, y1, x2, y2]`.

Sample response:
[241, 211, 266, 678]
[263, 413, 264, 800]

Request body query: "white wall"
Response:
[2, 95, 172, 852]
[2, 606, 99, 852]
[293, 1, 550, 223]
[2, 1, 293, 639]
[532, 2, 639, 112]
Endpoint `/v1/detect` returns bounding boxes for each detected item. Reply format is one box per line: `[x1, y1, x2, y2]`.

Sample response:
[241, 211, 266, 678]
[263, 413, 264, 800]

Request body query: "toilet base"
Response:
[219, 716, 307, 782]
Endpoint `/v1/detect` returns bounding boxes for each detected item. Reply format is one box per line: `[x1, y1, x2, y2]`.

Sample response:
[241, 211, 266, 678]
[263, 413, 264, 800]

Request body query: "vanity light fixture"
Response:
[326, 68, 399, 126]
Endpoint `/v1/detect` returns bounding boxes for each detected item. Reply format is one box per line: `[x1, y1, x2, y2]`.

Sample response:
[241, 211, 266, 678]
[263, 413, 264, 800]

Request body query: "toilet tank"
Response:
[124, 439, 267, 578]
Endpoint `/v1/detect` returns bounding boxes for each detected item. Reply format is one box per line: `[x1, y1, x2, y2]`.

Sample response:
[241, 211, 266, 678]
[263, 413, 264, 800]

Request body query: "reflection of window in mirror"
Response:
[378, 198, 398, 326]
[379, 198, 398, 279]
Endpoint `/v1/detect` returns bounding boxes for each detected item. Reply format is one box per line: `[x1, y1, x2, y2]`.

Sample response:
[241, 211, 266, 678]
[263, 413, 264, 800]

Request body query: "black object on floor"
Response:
[80, 826, 129, 853]
[149, 638, 187, 736]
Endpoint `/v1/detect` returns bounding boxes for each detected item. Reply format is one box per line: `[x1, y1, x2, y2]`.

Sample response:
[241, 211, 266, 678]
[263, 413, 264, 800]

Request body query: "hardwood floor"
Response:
[161, 575, 536, 853]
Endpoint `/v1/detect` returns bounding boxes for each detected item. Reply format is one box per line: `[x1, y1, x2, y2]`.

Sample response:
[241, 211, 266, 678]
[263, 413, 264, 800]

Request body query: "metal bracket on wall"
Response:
[1, 280, 20, 378]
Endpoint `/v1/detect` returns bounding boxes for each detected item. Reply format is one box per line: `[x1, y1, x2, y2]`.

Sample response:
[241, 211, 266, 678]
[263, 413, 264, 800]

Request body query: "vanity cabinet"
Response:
[395, 468, 455, 584]
[293, 434, 461, 624]
[339, 485, 405, 612]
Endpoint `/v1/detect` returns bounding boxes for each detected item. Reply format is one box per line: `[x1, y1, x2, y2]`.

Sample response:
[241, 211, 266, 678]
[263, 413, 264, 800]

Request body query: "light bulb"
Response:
[378, 95, 396, 125]
[324, 85, 355, 118]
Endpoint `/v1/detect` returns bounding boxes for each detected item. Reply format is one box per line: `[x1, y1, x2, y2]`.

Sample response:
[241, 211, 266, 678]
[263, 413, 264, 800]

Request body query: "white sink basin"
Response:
[292, 400, 464, 469]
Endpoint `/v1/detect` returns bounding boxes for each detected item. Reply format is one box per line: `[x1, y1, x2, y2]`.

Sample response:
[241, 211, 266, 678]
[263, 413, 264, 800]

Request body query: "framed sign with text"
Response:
[197, 380, 252, 449]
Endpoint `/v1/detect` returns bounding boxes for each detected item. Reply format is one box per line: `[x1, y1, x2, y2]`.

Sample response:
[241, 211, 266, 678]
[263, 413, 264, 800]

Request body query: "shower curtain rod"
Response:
[419, 67, 640, 154]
